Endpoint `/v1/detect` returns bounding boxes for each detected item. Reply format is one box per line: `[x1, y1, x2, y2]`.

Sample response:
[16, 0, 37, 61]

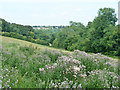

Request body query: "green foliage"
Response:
[1, 18, 36, 43]
[1, 37, 118, 88]
[0, 7, 118, 56]
[52, 7, 118, 56]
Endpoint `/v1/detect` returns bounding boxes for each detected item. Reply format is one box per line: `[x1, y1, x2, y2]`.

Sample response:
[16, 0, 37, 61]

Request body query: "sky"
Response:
[0, 0, 119, 26]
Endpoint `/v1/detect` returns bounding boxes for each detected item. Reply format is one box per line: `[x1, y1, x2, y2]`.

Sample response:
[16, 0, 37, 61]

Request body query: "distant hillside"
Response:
[32, 25, 65, 30]
[0, 18, 61, 46]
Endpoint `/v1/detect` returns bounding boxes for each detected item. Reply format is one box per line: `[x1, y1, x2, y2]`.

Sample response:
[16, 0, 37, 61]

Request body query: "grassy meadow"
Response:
[0, 36, 119, 88]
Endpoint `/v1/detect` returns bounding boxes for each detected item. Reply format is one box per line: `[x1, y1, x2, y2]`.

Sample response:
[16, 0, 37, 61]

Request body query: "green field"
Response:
[0, 36, 119, 88]
[0, 36, 72, 53]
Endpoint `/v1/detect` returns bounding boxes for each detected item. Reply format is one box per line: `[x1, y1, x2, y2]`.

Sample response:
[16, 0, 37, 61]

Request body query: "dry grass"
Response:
[0, 36, 72, 54]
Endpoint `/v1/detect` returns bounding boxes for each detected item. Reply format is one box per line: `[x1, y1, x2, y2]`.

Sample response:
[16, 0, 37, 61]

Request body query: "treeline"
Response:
[0, 7, 119, 56]
[53, 8, 119, 56]
[1, 19, 35, 41]
[0, 18, 60, 45]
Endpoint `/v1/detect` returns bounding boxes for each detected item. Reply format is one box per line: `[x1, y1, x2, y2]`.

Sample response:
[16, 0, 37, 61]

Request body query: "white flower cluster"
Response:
[87, 69, 119, 88]
[57, 56, 86, 78]
[1, 67, 19, 88]
[48, 79, 82, 88]
[39, 68, 45, 72]
[45, 63, 58, 70]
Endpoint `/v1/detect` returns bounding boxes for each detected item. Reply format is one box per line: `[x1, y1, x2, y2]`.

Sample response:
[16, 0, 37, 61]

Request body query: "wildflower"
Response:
[72, 66, 80, 72]
[23, 56, 26, 58]
[54, 85, 58, 88]
[77, 84, 82, 88]
[7, 79, 10, 83]
[6, 74, 8, 77]
[15, 80, 18, 84]
[0, 84, 1, 88]
[5, 68, 8, 71]
[39, 68, 44, 72]
[69, 81, 73, 85]
[53, 63, 57, 67]
[81, 65, 86, 68]
[73, 75, 77, 78]
[45, 64, 51, 69]
[0, 80, 2, 83]
[73, 83, 77, 88]
[52, 83, 55, 86]
[6, 85, 9, 87]
[79, 74, 87, 78]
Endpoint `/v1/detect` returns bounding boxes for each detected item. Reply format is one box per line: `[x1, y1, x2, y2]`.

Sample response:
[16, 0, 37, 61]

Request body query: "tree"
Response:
[100, 25, 118, 55]
[93, 8, 117, 34]
[98, 8, 117, 26]
[88, 8, 117, 53]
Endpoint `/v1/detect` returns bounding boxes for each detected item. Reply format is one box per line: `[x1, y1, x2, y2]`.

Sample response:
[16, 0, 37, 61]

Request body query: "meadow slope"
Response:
[0, 36, 119, 88]
[0, 36, 72, 53]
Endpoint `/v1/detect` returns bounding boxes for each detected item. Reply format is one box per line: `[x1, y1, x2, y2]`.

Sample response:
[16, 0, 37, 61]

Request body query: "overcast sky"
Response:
[0, 0, 119, 26]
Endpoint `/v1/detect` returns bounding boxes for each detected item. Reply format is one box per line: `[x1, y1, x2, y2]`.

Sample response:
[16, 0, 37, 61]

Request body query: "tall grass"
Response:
[1, 36, 119, 88]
